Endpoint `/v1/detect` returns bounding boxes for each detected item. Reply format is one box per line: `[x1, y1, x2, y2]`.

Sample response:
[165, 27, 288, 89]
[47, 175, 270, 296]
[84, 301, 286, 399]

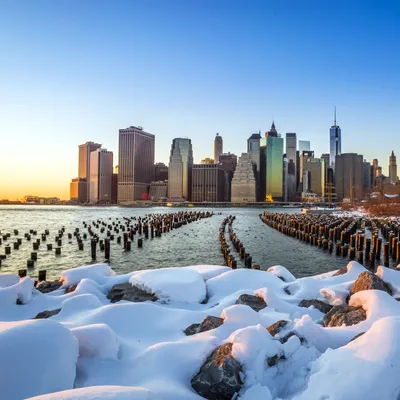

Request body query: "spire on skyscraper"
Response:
[334, 106, 336, 126]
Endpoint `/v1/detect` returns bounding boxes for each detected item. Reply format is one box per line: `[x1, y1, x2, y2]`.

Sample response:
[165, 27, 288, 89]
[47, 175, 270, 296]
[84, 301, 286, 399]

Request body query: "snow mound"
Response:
[61, 264, 116, 287]
[0, 319, 78, 400]
[27, 385, 160, 399]
[0, 273, 19, 288]
[183, 264, 230, 281]
[296, 317, 400, 400]
[129, 267, 206, 303]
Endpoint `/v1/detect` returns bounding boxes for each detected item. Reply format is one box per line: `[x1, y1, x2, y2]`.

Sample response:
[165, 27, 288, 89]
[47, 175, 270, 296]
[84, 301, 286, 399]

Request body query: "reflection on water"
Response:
[0, 205, 347, 280]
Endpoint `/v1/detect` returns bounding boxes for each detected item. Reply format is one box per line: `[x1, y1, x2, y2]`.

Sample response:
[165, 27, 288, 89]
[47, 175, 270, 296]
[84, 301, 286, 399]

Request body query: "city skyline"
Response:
[1, 0, 399, 199]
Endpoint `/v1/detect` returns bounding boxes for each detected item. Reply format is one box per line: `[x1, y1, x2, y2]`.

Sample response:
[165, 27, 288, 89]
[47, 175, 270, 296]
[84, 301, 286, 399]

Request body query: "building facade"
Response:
[192, 164, 225, 202]
[154, 162, 168, 182]
[219, 152, 238, 202]
[231, 153, 256, 202]
[335, 153, 364, 202]
[285, 133, 297, 201]
[329, 109, 342, 170]
[302, 157, 325, 197]
[214, 133, 223, 163]
[247, 132, 262, 200]
[89, 148, 113, 203]
[69, 178, 87, 203]
[260, 127, 284, 201]
[149, 181, 168, 201]
[118, 126, 155, 203]
[298, 140, 311, 153]
[78, 141, 101, 201]
[168, 138, 193, 200]
[389, 151, 397, 183]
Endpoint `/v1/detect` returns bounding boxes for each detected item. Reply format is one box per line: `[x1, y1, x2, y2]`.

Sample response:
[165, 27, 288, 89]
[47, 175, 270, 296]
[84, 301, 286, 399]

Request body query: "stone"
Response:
[107, 282, 157, 303]
[324, 305, 367, 327]
[34, 308, 62, 319]
[350, 271, 392, 296]
[235, 294, 267, 312]
[332, 266, 348, 276]
[65, 284, 77, 294]
[267, 354, 281, 367]
[299, 299, 333, 314]
[36, 280, 62, 294]
[191, 343, 243, 400]
[267, 320, 289, 337]
[184, 316, 224, 336]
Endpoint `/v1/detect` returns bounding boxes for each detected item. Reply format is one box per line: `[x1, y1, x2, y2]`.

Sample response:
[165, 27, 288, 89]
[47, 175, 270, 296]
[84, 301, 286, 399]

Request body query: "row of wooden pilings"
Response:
[260, 212, 400, 268]
[0, 211, 214, 273]
[218, 216, 259, 269]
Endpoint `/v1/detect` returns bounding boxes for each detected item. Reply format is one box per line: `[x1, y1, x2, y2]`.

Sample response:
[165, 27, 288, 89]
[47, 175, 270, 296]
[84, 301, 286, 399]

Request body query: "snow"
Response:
[129, 267, 206, 303]
[0, 319, 78, 400]
[2, 261, 400, 399]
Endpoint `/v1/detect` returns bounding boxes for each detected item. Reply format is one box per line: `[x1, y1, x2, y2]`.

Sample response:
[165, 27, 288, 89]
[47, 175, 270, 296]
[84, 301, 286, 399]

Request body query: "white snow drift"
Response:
[1, 262, 400, 399]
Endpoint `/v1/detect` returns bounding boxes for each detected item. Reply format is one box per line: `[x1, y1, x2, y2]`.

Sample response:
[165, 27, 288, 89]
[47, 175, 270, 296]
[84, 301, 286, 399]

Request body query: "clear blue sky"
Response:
[0, 0, 399, 199]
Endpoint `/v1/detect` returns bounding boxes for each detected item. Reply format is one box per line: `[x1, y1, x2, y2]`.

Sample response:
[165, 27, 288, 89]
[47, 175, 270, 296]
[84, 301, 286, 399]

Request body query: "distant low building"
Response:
[149, 181, 168, 201]
[22, 195, 61, 205]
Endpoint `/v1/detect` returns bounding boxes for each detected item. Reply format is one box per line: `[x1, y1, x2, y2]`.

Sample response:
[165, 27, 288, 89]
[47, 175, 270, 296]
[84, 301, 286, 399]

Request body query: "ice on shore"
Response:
[1, 262, 400, 399]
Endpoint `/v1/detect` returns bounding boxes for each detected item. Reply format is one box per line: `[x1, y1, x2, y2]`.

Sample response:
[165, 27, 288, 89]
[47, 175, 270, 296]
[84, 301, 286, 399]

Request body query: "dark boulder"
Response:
[107, 282, 157, 303]
[236, 294, 267, 312]
[350, 271, 392, 296]
[191, 343, 243, 400]
[36, 281, 62, 294]
[299, 299, 333, 314]
[65, 284, 77, 294]
[267, 320, 289, 337]
[34, 308, 61, 319]
[324, 305, 366, 327]
[185, 316, 224, 336]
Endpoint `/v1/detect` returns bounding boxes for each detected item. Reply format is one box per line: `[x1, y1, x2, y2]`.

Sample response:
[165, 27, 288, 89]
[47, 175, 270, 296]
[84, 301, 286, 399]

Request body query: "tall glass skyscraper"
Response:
[168, 138, 193, 200]
[329, 108, 342, 170]
[260, 123, 284, 201]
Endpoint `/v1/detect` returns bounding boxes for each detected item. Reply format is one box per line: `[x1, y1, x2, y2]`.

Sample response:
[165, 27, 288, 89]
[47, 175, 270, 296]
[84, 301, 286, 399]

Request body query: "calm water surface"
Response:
[0, 205, 347, 280]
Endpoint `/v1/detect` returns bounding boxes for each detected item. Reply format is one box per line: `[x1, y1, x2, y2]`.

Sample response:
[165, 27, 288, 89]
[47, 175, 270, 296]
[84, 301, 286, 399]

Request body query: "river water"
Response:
[0, 205, 347, 280]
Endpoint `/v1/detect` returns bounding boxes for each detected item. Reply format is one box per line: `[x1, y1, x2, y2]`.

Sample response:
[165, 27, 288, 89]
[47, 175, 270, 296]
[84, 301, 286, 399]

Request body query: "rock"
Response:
[65, 284, 77, 294]
[348, 332, 365, 343]
[184, 316, 224, 336]
[107, 282, 157, 303]
[299, 299, 333, 314]
[324, 305, 367, 327]
[235, 294, 267, 312]
[34, 308, 62, 319]
[267, 320, 289, 337]
[350, 271, 392, 296]
[36, 281, 62, 294]
[191, 343, 243, 400]
[332, 266, 348, 276]
[279, 332, 301, 344]
[267, 354, 281, 367]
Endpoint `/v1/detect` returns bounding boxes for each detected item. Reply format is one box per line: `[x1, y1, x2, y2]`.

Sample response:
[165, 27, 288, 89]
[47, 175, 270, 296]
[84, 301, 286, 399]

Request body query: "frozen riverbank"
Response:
[1, 262, 400, 399]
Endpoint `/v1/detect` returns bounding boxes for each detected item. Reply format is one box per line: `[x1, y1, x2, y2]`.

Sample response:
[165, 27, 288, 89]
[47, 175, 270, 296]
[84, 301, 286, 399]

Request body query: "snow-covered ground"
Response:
[1, 262, 400, 399]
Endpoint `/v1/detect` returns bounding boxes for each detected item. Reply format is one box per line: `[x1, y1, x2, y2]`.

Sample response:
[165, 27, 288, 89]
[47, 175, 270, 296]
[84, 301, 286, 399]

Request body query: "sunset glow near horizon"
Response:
[0, 0, 399, 200]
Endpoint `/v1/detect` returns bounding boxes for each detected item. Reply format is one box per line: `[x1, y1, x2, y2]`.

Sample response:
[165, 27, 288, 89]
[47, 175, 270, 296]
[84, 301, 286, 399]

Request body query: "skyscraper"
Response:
[78, 141, 102, 201]
[260, 123, 284, 201]
[231, 153, 256, 202]
[302, 157, 325, 198]
[285, 133, 297, 201]
[335, 153, 364, 202]
[247, 132, 262, 200]
[89, 148, 113, 203]
[118, 126, 155, 203]
[192, 164, 225, 202]
[329, 108, 342, 170]
[214, 133, 223, 163]
[168, 138, 193, 200]
[389, 151, 397, 183]
[363, 160, 371, 196]
[219, 152, 238, 201]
